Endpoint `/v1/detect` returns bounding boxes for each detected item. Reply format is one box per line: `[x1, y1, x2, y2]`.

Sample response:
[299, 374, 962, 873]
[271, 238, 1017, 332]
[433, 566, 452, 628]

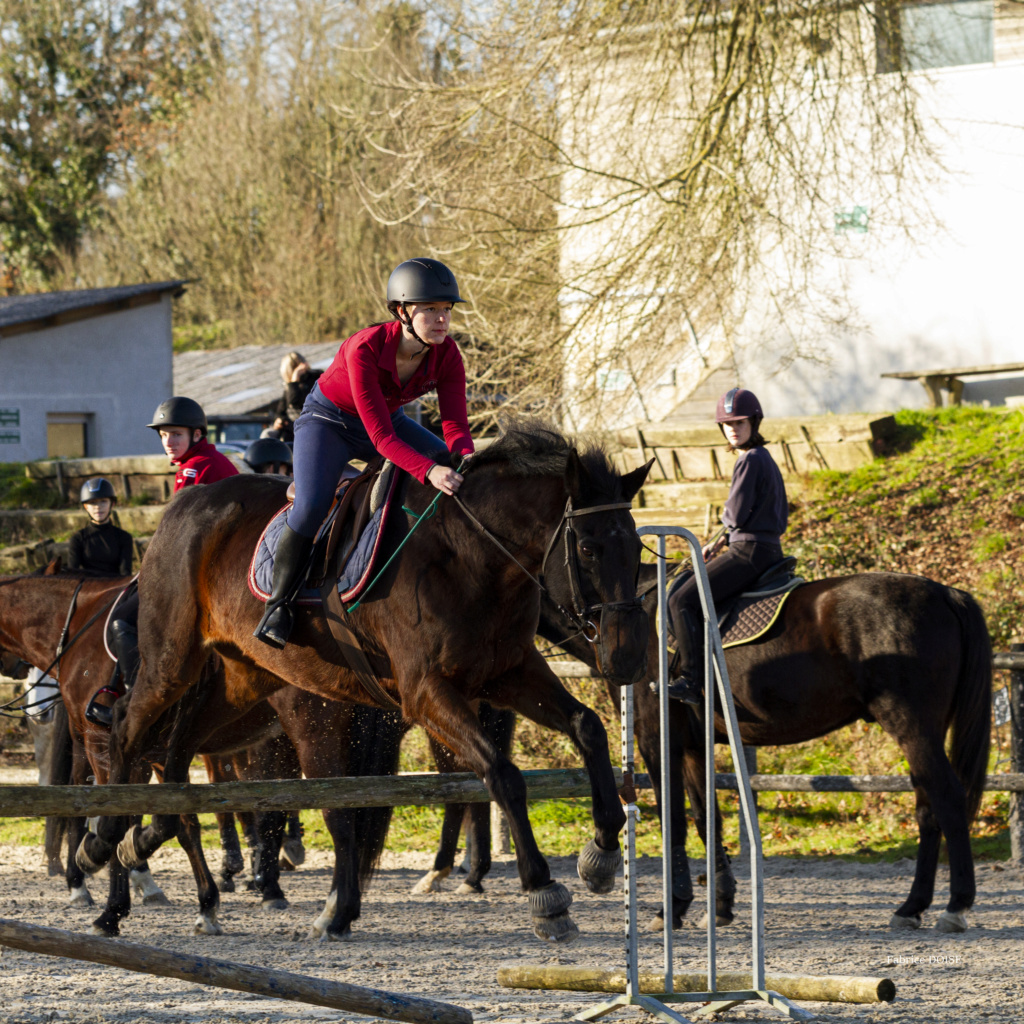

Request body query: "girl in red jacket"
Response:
[254, 258, 475, 649]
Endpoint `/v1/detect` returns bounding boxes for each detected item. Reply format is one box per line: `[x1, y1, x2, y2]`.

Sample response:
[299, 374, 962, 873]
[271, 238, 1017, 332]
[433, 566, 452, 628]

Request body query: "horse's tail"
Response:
[945, 586, 992, 823]
[350, 706, 408, 886]
[44, 700, 74, 867]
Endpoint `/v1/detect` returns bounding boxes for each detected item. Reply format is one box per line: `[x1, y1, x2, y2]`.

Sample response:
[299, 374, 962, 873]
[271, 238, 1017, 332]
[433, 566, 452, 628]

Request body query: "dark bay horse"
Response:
[541, 565, 992, 934]
[88, 424, 652, 943]
[0, 569, 403, 938]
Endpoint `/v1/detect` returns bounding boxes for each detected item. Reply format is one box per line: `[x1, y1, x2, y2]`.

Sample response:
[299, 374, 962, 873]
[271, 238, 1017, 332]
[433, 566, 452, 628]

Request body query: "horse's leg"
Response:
[413, 734, 465, 894]
[308, 807, 359, 941]
[176, 812, 224, 935]
[65, 740, 93, 908]
[682, 739, 736, 926]
[459, 801, 493, 894]
[251, 810, 288, 910]
[203, 755, 245, 891]
[488, 655, 626, 895]
[416, 670, 592, 941]
[890, 733, 973, 931]
[632, 684, 696, 930]
[413, 800, 464, 894]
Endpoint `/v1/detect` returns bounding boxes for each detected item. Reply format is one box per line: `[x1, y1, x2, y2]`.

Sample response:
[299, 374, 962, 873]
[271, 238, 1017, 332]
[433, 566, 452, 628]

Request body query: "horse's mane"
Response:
[468, 418, 621, 492]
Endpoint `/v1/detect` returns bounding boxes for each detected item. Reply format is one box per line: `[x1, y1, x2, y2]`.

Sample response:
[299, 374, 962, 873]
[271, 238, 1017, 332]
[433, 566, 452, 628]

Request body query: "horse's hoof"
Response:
[47, 859, 64, 878]
[936, 910, 968, 933]
[68, 886, 94, 909]
[142, 891, 171, 907]
[529, 881, 573, 917]
[223, 852, 244, 876]
[576, 839, 622, 895]
[647, 914, 665, 931]
[219, 876, 236, 893]
[117, 826, 146, 870]
[261, 897, 289, 912]
[282, 839, 306, 868]
[532, 911, 579, 943]
[89, 917, 119, 937]
[412, 868, 450, 894]
[695, 911, 733, 928]
[75, 835, 107, 876]
[456, 881, 484, 895]
[194, 913, 223, 936]
[890, 912, 922, 930]
[311, 925, 353, 942]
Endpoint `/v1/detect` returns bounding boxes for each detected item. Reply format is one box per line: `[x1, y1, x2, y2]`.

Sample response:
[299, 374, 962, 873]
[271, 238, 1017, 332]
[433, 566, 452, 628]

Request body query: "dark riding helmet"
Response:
[80, 477, 116, 504]
[147, 396, 207, 434]
[715, 388, 762, 424]
[244, 438, 293, 472]
[386, 258, 464, 305]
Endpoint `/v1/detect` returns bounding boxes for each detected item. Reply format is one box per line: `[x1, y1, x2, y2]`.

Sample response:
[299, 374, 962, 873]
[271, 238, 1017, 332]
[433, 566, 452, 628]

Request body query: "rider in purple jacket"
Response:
[666, 387, 788, 704]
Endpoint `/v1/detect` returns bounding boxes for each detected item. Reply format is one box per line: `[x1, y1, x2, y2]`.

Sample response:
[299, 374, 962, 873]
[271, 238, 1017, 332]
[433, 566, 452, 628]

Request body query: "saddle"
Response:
[717, 557, 804, 649]
[249, 460, 405, 711]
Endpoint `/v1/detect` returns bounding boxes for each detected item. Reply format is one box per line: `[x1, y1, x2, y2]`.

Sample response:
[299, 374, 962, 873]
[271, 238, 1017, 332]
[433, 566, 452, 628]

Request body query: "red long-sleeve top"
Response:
[173, 438, 240, 492]
[317, 320, 475, 483]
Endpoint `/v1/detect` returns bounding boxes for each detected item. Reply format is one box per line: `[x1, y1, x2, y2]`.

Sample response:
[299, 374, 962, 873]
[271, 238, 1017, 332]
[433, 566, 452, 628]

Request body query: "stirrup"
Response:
[253, 603, 293, 649]
[85, 687, 121, 728]
[666, 675, 703, 707]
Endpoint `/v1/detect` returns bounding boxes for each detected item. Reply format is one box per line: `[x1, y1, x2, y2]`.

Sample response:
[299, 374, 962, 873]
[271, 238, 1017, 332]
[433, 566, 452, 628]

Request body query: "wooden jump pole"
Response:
[0, 919, 472, 1024]
[3, 769, 1022, 820]
[0, 767, 599, 818]
[497, 965, 895, 1005]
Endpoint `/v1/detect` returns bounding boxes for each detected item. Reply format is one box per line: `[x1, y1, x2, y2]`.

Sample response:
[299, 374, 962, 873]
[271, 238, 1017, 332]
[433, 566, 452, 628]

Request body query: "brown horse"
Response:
[0, 569, 402, 937]
[540, 564, 993, 934]
[87, 424, 652, 942]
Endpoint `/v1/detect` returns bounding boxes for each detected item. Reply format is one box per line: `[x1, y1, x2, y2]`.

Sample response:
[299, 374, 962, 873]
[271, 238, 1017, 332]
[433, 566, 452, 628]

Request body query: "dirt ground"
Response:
[0, 841, 1021, 1024]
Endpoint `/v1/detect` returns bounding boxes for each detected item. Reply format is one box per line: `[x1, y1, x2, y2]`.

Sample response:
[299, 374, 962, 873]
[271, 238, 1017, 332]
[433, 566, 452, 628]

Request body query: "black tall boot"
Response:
[109, 619, 141, 690]
[253, 524, 314, 649]
[666, 606, 705, 706]
[86, 620, 140, 728]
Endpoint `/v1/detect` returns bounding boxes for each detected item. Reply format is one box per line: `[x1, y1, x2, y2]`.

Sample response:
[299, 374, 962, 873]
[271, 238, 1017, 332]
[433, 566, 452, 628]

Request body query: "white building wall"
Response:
[738, 60, 1024, 417]
[0, 296, 174, 460]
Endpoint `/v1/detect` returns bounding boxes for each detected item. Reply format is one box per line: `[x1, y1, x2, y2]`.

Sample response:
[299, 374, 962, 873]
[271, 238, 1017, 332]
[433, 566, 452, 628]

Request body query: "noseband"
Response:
[452, 493, 642, 642]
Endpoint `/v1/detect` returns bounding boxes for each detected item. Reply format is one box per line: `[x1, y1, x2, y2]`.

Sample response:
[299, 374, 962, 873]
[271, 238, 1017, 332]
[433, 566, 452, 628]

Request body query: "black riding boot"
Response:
[253, 524, 314, 649]
[85, 620, 140, 728]
[666, 606, 704, 706]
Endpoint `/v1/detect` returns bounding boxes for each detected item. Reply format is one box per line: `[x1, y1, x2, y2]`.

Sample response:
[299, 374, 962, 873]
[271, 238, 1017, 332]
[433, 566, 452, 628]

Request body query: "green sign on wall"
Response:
[0, 408, 20, 426]
[0, 430, 20, 444]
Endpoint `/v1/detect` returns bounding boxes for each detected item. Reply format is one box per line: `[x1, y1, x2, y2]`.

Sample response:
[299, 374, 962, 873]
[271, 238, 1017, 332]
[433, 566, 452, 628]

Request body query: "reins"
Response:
[0, 580, 123, 718]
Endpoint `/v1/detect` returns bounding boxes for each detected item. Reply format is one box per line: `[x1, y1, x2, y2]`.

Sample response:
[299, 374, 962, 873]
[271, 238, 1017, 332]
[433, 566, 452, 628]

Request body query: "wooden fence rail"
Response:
[1, 770, 1023, 819]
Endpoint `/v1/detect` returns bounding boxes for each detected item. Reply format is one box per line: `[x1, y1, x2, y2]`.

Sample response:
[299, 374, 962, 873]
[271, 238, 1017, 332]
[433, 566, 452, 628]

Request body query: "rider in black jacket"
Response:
[666, 388, 788, 704]
[68, 478, 134, 577]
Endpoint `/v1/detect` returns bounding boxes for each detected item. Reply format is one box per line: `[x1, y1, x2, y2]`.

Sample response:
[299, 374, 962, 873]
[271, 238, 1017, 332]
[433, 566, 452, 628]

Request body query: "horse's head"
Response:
[542, 449, 653, 685]
[0, 648, 31, 680]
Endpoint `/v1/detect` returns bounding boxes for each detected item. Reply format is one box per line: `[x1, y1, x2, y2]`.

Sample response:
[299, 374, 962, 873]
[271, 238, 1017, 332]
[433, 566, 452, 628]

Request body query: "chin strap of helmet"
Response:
[396, 303, 429, 356]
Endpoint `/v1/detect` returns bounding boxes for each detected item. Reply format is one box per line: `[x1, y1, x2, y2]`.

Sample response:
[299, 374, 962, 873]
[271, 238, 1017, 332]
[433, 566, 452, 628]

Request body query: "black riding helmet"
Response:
[386, 258, 464, 305]
[147, 396, 207, 433]
[80, 477, 116, 504]
[244, 438, 293, 472]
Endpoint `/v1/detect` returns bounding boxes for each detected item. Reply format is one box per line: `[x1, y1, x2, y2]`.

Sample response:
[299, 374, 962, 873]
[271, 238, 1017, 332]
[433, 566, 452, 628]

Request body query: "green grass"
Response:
[0, 461, 63, 511]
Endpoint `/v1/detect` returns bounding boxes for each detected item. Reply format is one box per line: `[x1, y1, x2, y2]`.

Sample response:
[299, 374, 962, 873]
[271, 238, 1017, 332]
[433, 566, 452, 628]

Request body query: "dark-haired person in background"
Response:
[68, 477, 134, 577]
[666, 387, 789, 705]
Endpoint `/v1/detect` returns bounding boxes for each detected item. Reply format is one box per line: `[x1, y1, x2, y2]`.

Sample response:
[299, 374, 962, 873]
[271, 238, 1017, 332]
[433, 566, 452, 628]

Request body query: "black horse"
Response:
[540, 565, 991, 934]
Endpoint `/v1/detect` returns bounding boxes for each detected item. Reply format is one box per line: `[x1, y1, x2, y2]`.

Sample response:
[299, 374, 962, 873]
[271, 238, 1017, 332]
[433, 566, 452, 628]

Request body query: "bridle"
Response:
[452, 493, 643, 643]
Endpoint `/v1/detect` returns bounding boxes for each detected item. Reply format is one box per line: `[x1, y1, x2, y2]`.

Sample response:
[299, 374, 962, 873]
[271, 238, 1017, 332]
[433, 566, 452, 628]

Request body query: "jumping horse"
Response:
[541, 563, 992, 934]
[83, 423, 653, 942]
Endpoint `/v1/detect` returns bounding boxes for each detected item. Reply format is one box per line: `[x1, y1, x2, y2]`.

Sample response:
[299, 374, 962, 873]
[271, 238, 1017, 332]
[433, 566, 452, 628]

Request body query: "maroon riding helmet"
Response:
[715, 387, 763, 436]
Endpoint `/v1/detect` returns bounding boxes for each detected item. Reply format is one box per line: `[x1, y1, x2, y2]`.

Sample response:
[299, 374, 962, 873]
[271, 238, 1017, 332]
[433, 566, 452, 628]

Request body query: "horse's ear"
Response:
[44, 557, 62, 575]
[564, 448, 590, 504]
[620, 458, 654, 503]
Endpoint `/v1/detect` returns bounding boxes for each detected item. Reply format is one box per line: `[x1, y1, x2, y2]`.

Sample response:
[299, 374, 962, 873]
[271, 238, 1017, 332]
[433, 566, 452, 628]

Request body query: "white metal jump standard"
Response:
[575, 527, 812, 1024]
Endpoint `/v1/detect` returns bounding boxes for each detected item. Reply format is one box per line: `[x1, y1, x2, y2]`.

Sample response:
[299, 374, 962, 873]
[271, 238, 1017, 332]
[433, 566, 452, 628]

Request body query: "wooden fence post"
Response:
[1010, 642, 1024, 865]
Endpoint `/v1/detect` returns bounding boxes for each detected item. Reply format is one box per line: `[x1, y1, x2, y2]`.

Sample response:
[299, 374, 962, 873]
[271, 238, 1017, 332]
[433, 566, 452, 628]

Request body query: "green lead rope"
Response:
[345, 490, 443, 612]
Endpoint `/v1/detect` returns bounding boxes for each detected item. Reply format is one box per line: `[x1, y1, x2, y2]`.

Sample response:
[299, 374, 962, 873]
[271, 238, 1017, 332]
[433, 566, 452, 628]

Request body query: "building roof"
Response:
[0, 281, 188, 336]
[173, 341, 342, 418]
